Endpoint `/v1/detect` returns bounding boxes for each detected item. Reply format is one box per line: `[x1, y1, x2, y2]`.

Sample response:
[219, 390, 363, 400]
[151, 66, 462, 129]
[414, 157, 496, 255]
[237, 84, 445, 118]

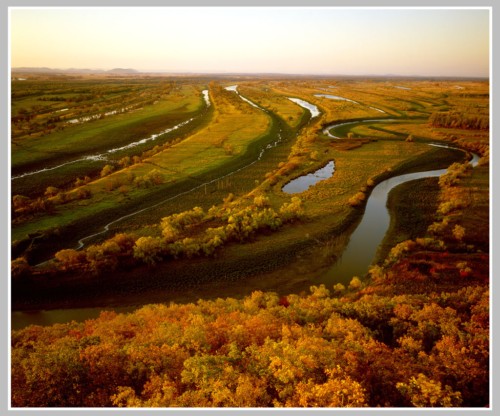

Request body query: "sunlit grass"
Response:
[12, 84, 204, 170]
[237, 83, 305, 128]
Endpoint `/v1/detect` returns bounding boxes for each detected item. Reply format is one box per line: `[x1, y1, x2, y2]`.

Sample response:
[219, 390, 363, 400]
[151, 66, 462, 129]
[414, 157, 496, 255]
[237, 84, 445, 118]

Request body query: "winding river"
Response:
[12, 106, 479, 330]
[321, 149, 479, 286]
[284, 115, 479, 284]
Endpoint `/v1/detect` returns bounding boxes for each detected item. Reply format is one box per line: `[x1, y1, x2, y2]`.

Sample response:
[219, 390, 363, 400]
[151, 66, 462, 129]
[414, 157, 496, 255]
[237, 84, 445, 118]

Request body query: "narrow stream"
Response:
[323, 118, 399, 139]
[75, 86, 280, 249]
[76, 129, 284, 249]
[12, 90, 210, 180]
[225, 85, 262, 109]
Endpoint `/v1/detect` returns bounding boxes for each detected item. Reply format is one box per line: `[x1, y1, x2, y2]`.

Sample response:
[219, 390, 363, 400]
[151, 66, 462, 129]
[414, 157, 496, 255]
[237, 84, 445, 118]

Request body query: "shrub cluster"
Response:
[429, 111, 488, 130]
[428, 161, 472, 241]
[50, 197, 304, 272]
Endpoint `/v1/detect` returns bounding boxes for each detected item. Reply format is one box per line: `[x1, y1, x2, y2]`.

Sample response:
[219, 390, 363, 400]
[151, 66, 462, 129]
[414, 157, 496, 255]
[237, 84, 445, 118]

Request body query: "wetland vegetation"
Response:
[10, 73, 489, 408]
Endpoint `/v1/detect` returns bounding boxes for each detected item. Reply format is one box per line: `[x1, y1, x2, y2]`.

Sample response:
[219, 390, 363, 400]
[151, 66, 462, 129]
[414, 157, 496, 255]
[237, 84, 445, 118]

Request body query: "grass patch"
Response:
[238, 84, 306, 128]
[376, 177, 440, 263]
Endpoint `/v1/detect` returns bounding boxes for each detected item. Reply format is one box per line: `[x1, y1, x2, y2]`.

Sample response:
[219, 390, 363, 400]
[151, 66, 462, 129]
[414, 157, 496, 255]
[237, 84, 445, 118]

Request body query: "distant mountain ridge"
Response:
[12, 67, 139, 74]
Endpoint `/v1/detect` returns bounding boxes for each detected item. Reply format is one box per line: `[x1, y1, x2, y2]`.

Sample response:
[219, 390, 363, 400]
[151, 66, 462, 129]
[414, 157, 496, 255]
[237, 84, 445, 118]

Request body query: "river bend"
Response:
[12, 112, 479, 329]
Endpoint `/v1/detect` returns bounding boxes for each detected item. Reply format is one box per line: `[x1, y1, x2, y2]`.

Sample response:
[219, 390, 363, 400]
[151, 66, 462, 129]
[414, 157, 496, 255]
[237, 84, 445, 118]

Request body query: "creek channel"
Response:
[12, 90, 211, 181]
[12, 111, 476, 330]
[74, 86, 284, 249]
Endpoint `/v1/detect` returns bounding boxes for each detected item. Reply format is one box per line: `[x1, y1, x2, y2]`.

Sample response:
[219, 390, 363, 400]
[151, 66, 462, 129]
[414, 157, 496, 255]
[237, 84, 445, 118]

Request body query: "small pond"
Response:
[282, 161, 335, 194]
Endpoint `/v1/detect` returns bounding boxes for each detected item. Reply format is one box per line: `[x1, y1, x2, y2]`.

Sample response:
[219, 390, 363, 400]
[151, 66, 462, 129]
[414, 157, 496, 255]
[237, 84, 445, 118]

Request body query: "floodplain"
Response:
[10, 74, 490, 408]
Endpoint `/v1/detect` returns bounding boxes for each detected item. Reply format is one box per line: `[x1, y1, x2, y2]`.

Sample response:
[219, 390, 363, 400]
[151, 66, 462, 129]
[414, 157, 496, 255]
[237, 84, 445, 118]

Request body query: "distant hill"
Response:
[107, 68, 139, 74]
[11, 67, 139, 75]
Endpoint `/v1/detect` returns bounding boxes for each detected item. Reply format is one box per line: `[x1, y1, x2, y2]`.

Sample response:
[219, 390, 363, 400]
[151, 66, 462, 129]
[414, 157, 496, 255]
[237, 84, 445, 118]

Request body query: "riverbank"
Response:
[377, 177, 441, 263]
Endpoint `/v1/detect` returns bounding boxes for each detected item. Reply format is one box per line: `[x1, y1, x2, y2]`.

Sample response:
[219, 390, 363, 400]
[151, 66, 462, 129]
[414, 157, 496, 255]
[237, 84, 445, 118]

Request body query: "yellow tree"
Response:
[396, 373, 462, 407]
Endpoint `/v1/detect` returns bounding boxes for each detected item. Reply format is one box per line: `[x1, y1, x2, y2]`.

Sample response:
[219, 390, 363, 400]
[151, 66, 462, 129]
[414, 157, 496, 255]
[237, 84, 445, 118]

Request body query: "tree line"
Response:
[11, 195, 304, 277]
[429, 111, 488, 130]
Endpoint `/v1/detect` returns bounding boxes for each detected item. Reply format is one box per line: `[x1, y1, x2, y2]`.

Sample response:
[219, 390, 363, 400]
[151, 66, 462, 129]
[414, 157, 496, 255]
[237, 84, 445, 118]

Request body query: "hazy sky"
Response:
[10, 7, 490, 77]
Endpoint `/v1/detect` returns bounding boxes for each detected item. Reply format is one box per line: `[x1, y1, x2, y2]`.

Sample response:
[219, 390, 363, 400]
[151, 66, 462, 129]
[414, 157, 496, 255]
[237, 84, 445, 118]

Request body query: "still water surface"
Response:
[282, 161, 335, 194]
[288, 97, 320, 118]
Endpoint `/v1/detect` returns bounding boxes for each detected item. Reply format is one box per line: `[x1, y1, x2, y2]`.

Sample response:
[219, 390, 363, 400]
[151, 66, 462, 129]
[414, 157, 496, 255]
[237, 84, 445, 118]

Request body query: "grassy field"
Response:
[12, 83, 208, 193]
[11, 81, 274, 258]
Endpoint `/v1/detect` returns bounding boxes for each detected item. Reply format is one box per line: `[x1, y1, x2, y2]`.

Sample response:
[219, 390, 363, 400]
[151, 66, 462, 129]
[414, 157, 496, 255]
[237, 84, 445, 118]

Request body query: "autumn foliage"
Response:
[429, 111, 488, 130]
[48, 196, 304, 272]
[11, 271, 488, 408]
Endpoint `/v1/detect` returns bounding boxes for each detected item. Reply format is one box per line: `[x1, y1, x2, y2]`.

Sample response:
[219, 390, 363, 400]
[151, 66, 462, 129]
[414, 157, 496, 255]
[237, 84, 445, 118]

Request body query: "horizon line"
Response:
[10, 67, 489, 80]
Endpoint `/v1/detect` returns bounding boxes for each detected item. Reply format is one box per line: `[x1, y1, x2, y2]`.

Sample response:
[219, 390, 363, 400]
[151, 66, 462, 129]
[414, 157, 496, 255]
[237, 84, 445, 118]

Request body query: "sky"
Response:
[10, 7, 490, 77]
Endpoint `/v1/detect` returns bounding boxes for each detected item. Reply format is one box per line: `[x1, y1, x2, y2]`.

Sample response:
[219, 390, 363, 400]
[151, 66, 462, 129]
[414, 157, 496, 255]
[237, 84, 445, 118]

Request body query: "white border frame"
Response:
[3, 2, 496, 415]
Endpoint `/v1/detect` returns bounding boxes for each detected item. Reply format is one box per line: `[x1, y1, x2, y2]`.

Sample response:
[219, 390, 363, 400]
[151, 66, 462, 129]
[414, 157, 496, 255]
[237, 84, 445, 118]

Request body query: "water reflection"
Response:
[11, 306, 138, 331]
[321, 150, 478, 286]
[288, 97, 320, 118]
[282, 161, 335, 194]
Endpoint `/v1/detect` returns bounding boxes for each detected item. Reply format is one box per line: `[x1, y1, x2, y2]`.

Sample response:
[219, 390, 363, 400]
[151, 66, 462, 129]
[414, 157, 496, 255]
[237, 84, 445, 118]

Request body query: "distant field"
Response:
[12, 83, 207, 191]
[12, 90, 201, 168]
